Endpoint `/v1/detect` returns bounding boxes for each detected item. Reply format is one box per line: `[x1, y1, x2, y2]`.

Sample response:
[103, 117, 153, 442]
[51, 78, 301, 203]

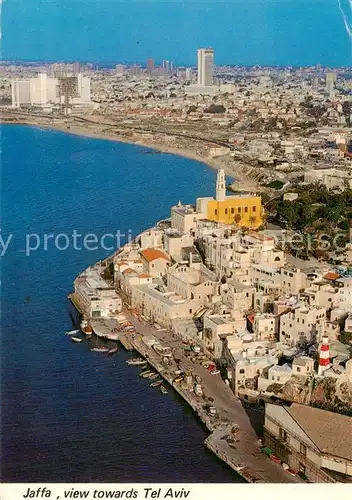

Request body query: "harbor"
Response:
[69, 289, 299, 484]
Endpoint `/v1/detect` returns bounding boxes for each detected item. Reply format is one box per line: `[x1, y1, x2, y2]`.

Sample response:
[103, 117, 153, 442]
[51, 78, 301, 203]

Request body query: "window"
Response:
[189, 309, 192, 314]
[239, 369, 245, 374]
[244, 206, 248, 213]
[252, 206, 256, 212]
[237, 207, 241, 214]
[299, 463, 306, 474]
[225, 208, 228, 215]
[297, 367, 301, 372]
[279, 428, 288, 442]
[215, 209, 218, 215]
[300, 443, 307, 455]
[231, 207, 234, 214]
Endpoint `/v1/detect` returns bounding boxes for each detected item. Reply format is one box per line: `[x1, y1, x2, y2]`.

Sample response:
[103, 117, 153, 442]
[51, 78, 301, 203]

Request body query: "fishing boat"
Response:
[71, 336, 83, 343]
[126, 358, 147, 366]
[66, 329, 80, 335]
[149, 373, 159, 380]
[90, 346, 110, 352]
[139, 370, 151, 377]
[150, 380, 163, 387]
[107, 347, 118, 355]
[141, 371, 152, 378]
[160, 385, 168, 395]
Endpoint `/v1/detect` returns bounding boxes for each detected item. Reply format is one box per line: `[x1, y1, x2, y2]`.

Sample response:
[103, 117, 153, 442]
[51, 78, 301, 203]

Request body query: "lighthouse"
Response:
[318, 335, 330, 376]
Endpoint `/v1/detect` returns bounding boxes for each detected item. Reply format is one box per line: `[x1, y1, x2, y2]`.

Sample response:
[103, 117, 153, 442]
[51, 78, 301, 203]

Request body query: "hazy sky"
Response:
[1, 0, 352, 66]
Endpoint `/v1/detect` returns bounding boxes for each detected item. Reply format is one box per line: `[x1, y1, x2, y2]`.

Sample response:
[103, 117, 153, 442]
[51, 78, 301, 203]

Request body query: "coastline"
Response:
[0, 113, 258, 189]
[70, 256, 300, 484]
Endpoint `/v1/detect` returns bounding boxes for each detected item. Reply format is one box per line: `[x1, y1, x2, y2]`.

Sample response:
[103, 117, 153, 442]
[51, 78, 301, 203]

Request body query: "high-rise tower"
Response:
[197, 48, 214, 87]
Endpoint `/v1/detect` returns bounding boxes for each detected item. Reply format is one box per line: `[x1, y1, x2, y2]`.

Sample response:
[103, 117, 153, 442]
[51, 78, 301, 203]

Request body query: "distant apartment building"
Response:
[304, 168, 352, 191]
[325, 72, 337, 93]
[146, 58, 154, 75]
[115, 64, 125, 76]
[11, 73, 91, 110]
[185, 68, 193, 80]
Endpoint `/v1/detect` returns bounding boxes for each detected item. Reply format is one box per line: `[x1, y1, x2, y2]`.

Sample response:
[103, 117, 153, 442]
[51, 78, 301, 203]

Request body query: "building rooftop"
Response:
[140, 248, 170, 263]
[286, 403, 352, 462]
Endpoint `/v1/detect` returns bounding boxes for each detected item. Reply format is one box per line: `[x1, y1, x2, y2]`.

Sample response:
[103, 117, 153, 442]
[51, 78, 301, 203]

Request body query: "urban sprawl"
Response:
[2, 50, 352, 483]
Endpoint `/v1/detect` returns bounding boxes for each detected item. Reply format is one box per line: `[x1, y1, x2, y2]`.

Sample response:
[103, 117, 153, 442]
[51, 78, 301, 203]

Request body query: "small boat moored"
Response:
[66, 329, 80, 335]
[150, 380, 163, 387]
[149, 373, 160, 380]
[90, 346, 110, 352]
[126, 358, 148, 366]
[71, 336, 83, 343]
[160, 385, 168, 395]
[107, 347, 118, 355]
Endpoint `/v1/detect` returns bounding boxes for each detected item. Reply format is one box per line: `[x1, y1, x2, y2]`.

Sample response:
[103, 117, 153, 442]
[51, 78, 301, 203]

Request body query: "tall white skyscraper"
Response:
[197, 48, 214, 86]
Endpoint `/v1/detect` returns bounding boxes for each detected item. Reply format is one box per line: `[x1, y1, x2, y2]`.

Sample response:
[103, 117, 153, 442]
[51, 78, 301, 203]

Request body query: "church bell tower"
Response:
[216, 168, 226, 202]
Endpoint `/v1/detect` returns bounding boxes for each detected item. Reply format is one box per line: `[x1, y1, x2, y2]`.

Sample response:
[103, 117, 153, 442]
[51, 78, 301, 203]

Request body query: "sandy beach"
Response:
[0, 112, 258, 190]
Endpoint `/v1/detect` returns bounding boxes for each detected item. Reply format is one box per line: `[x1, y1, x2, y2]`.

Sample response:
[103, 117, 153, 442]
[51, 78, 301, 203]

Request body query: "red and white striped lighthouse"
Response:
[318, 335, 330, 376]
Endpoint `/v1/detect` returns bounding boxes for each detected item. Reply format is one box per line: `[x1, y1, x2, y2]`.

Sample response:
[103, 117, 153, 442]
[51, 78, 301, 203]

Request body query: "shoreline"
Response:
[0, 114, 258, 189]
[70, 251, 299, 484]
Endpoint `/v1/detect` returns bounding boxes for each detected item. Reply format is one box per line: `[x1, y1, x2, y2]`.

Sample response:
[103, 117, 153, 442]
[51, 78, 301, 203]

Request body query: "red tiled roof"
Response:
[140, 248, 170, 263]
[323, 272, 341, 281]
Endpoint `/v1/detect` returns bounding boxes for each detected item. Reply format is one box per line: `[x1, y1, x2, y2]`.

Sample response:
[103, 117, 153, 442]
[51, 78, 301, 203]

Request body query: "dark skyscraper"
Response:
[147, 58, 154, 75]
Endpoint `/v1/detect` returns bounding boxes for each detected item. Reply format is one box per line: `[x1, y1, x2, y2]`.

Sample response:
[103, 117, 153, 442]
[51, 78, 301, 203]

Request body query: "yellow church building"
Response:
[196, 168, 263, 228]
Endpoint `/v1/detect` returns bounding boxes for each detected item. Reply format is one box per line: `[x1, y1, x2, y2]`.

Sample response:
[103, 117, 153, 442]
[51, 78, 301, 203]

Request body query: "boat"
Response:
[126, 358, 148, 366]
[139, 369, 150, 377]
[107, 347, 118, 355]
[82, 326, 93, 336]
[150, 380, 162, 387]
[149, 373, 159, 380]
[66, 329, 80, 335]
[71, 336, 83, 343]
[141, 371, 152, 378]
[90, 346, 110, 352]
[160, 385, 168, 395]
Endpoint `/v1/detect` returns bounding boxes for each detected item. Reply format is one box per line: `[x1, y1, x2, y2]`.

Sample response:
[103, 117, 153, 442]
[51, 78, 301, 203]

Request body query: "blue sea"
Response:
[0, 124, 244, 483]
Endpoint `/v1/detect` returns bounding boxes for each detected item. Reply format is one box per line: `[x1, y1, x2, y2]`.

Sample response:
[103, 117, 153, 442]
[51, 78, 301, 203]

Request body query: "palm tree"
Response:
[249, 216, 257, 229]
[234, 214, 241, 227]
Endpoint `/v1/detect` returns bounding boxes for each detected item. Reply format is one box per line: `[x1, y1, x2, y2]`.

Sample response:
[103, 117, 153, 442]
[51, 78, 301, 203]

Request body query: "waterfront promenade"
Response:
[120, 312, 300, 484]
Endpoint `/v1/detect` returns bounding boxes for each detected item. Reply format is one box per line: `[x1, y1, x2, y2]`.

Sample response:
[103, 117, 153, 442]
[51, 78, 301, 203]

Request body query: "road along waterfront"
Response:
[71, 257, 300, 484]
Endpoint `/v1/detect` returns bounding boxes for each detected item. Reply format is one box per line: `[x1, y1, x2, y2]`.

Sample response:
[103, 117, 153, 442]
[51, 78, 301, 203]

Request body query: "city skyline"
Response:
[1, 0, 352, 67]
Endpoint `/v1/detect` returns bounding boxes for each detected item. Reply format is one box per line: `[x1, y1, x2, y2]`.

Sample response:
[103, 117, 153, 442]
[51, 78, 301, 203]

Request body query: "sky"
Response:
[1, 0, 352, 67]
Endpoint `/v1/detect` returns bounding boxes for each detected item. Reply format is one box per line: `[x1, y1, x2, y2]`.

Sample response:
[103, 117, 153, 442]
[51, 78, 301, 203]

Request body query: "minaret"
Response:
[216, 168, 226, 202]
[318, 335, 330, 376]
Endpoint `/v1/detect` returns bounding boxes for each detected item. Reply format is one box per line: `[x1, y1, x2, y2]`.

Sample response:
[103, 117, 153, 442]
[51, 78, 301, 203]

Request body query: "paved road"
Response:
[125, 310, 300, 483]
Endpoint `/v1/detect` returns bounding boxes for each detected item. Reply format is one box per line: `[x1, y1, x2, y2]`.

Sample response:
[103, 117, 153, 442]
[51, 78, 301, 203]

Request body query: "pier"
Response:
[69, 288, 299, 483]
[120, 313, 300, 484]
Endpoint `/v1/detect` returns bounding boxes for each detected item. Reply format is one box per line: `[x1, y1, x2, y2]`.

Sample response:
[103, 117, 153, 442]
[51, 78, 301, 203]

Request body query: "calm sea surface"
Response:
[0, 125, 244, 482]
